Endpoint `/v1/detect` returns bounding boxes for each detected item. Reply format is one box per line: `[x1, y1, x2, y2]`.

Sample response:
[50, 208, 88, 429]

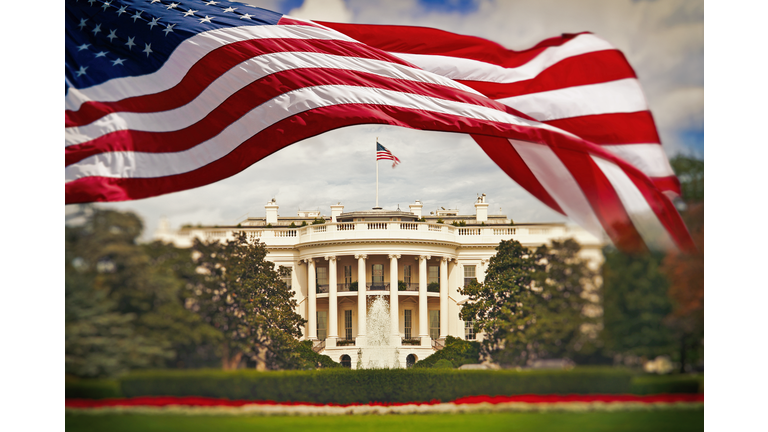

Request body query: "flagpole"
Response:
[375, 137, 379, 209]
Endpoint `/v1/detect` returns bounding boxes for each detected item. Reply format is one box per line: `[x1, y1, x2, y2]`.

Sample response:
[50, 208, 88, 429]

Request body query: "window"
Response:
[372, 264, 384, 287]
[464, 265, 477, 287]
[464, 320, 476, 340]
[404, 309, 412, 339]
[281, 267, 292, 290]
[344, 266, 353, 285]
[340, 354, 351, 368]
[428, 265, 439, 285]
[406, 354, 417, 368]
[403, 265, 412, 285]
[316, 267, 328, 285]
[429, 310, 440, 340]
[344, 310, 353, 340]
[317, 311, 327, 340]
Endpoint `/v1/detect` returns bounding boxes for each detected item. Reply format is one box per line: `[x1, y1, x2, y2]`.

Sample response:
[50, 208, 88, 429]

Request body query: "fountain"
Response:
[361, 295, 400, 369]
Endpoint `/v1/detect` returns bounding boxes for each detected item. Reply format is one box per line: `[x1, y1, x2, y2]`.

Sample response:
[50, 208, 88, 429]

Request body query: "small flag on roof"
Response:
[376, 142, 401, 168]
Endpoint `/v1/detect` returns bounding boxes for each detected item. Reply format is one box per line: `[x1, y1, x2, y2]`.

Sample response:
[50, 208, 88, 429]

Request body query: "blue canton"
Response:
[65, 0, 282, 92]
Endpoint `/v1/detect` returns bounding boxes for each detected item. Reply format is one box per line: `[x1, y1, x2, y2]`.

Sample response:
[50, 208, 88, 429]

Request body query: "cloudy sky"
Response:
[82, 0, 704, 240]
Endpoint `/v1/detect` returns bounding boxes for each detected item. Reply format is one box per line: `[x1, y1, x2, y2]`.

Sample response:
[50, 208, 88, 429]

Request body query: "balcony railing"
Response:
[399, 282, 419, 291]
[338, 283, 358, 292]
[316, 284, 329, 293]
[366, 282, 390, 291]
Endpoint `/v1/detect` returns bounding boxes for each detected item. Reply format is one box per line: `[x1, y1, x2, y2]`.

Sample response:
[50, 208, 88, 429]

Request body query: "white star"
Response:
[112, 58, 126, 66]
[101, 1, 112, 11]
[87, 0, 97, 6]
[77, 43, 91, 51]
[239, 13, 252, 20]
[143, 43, 153, 57]
[125, 36, 136, 49]
[150, 0, 162, 3]
[92, 23, 102, 35]
[167, 2, 179, 9]
[131, 10, 143, 22]
[77, 18, 88, 30]
[162, 23, 176, 36]
[76, 66, 88, 77]
[199, 15, 213, 24]
[95, 51, 108, 58]
[183, 9, 197, 17]
[116, 6, 128, 16]
[204, 1, 219, 5]
[223, 6, 236, 12]
[106, 29, 118, 41]
[147, 17, 161, 29]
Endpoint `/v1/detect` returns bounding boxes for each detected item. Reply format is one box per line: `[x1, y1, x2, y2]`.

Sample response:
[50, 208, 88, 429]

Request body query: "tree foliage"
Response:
[65, 208, 221, 378]
[459, 239, 538, 366]
[190, 232, 306, 370]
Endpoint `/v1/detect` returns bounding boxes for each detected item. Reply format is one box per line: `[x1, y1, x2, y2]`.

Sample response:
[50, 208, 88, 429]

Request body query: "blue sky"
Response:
[84, 0, 704, 239]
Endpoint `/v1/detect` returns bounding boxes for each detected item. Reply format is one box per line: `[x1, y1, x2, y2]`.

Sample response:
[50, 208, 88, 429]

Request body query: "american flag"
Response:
[65, 0, 694, 253]
[376, 142, 400, 168]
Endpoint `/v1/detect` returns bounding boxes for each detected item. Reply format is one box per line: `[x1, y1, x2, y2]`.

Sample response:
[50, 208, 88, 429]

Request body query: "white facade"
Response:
[155, 196, 604, 368]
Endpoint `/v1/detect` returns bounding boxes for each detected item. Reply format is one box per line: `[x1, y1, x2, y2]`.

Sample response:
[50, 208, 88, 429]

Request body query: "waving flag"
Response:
[65, 0, 693, 253]
[376, 142, 400, 168]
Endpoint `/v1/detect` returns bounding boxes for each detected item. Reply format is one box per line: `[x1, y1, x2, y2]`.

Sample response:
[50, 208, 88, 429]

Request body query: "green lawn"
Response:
[66, 410, 704, 432]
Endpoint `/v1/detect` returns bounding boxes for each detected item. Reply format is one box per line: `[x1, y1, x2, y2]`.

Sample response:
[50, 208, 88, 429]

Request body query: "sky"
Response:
[73, 0, 705, 240]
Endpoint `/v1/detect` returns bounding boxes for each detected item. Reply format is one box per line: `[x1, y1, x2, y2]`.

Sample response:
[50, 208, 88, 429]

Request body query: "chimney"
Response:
[330, 202, 344, 223]
[265, 198, 278, 225]
[409, 200, 423, 218]
[474, 194, 488, 222]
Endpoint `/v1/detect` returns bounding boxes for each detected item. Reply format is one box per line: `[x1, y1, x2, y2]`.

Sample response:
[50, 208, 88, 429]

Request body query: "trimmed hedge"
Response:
[413, 336, 481, 369]
[630, 374, 704, 395]
[65, 378, 123, 399]
[120, 367, 634, 404]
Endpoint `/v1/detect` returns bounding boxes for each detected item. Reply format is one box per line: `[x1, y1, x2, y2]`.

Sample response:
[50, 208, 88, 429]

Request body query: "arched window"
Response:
[340, 354, 351, 368]
[406, 354, 417, 368]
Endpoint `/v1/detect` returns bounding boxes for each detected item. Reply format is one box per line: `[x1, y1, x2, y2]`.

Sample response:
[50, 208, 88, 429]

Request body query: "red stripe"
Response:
[66, 66, 522, 166]
[277, 16, 327, 29]
[472, 134, 565, 215]
[65, 37, 419, 127]
[543, 111, 661, 145]
[457, 50, 636, 99]
[65, 393, 703, 408]
[650, 175, 682, 196]
[552, 147, 648, 253]
[317, 21, 588, 68]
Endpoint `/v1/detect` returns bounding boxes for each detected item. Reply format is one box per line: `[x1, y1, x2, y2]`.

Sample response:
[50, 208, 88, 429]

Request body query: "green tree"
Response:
[601, 247, 676, 362]
[527, 239, 601, 362]
[669, 155, 704, 203]
[191, 232, 306, 370]
[459, 239, 537, 366]
[66, 208, 220, 377]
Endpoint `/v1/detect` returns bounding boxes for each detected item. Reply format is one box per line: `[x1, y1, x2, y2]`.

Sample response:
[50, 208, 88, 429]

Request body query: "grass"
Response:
[66, 410, 704, 432]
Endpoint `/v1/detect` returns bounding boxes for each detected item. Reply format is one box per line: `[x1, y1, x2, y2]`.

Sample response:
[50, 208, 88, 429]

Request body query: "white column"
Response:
[418, 255, 430, 346]
[389, 254, 401, 346]
[307, 258, 317, 340]
[440, 257, 449, 339]
[355, 254, 367, 345]
[326, 256, 338, 347]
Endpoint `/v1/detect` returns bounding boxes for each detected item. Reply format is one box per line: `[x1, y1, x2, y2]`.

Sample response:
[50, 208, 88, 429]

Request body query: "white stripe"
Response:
[601, 144, 675, 178]
[497, 78, 648, 121]
[591, 156, 677, 251]
[66, 51, 484, 146]
[510, 140, 606, 240]
[390, 33, 615, 84]
[65, 24, 359, 112]
[66, 85, 566, 181]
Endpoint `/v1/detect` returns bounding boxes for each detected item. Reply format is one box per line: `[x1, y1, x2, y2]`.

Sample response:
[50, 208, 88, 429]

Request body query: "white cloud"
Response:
[288, 0, 352, 22]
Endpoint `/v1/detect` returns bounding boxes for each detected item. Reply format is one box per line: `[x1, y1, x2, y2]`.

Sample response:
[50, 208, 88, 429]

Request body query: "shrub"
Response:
[66, 378, 123, 399]
[418, 217, 426, 222]
[119, 367, 635, 403]
[427, 282, 439, 292]
[398, 280, 408, 291]
[291, 340, 342, 370]
[312, 218, 325, 225]
[629, 374, 703, 394]
[266, 223, 272, 228]
[414, 336, 480, 369]
[459, 220, 467, 227]
[437, 218, 444, 224]
[451, 221, 459, 226]
[301, 221, 307, 227]
[349, 281, 358, 292]
[289, 222, 297, 228]
[433, 359, 454, 369]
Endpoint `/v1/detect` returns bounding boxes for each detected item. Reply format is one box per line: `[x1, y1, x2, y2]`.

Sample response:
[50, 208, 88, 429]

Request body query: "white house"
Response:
[155, 195, 604, 369]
